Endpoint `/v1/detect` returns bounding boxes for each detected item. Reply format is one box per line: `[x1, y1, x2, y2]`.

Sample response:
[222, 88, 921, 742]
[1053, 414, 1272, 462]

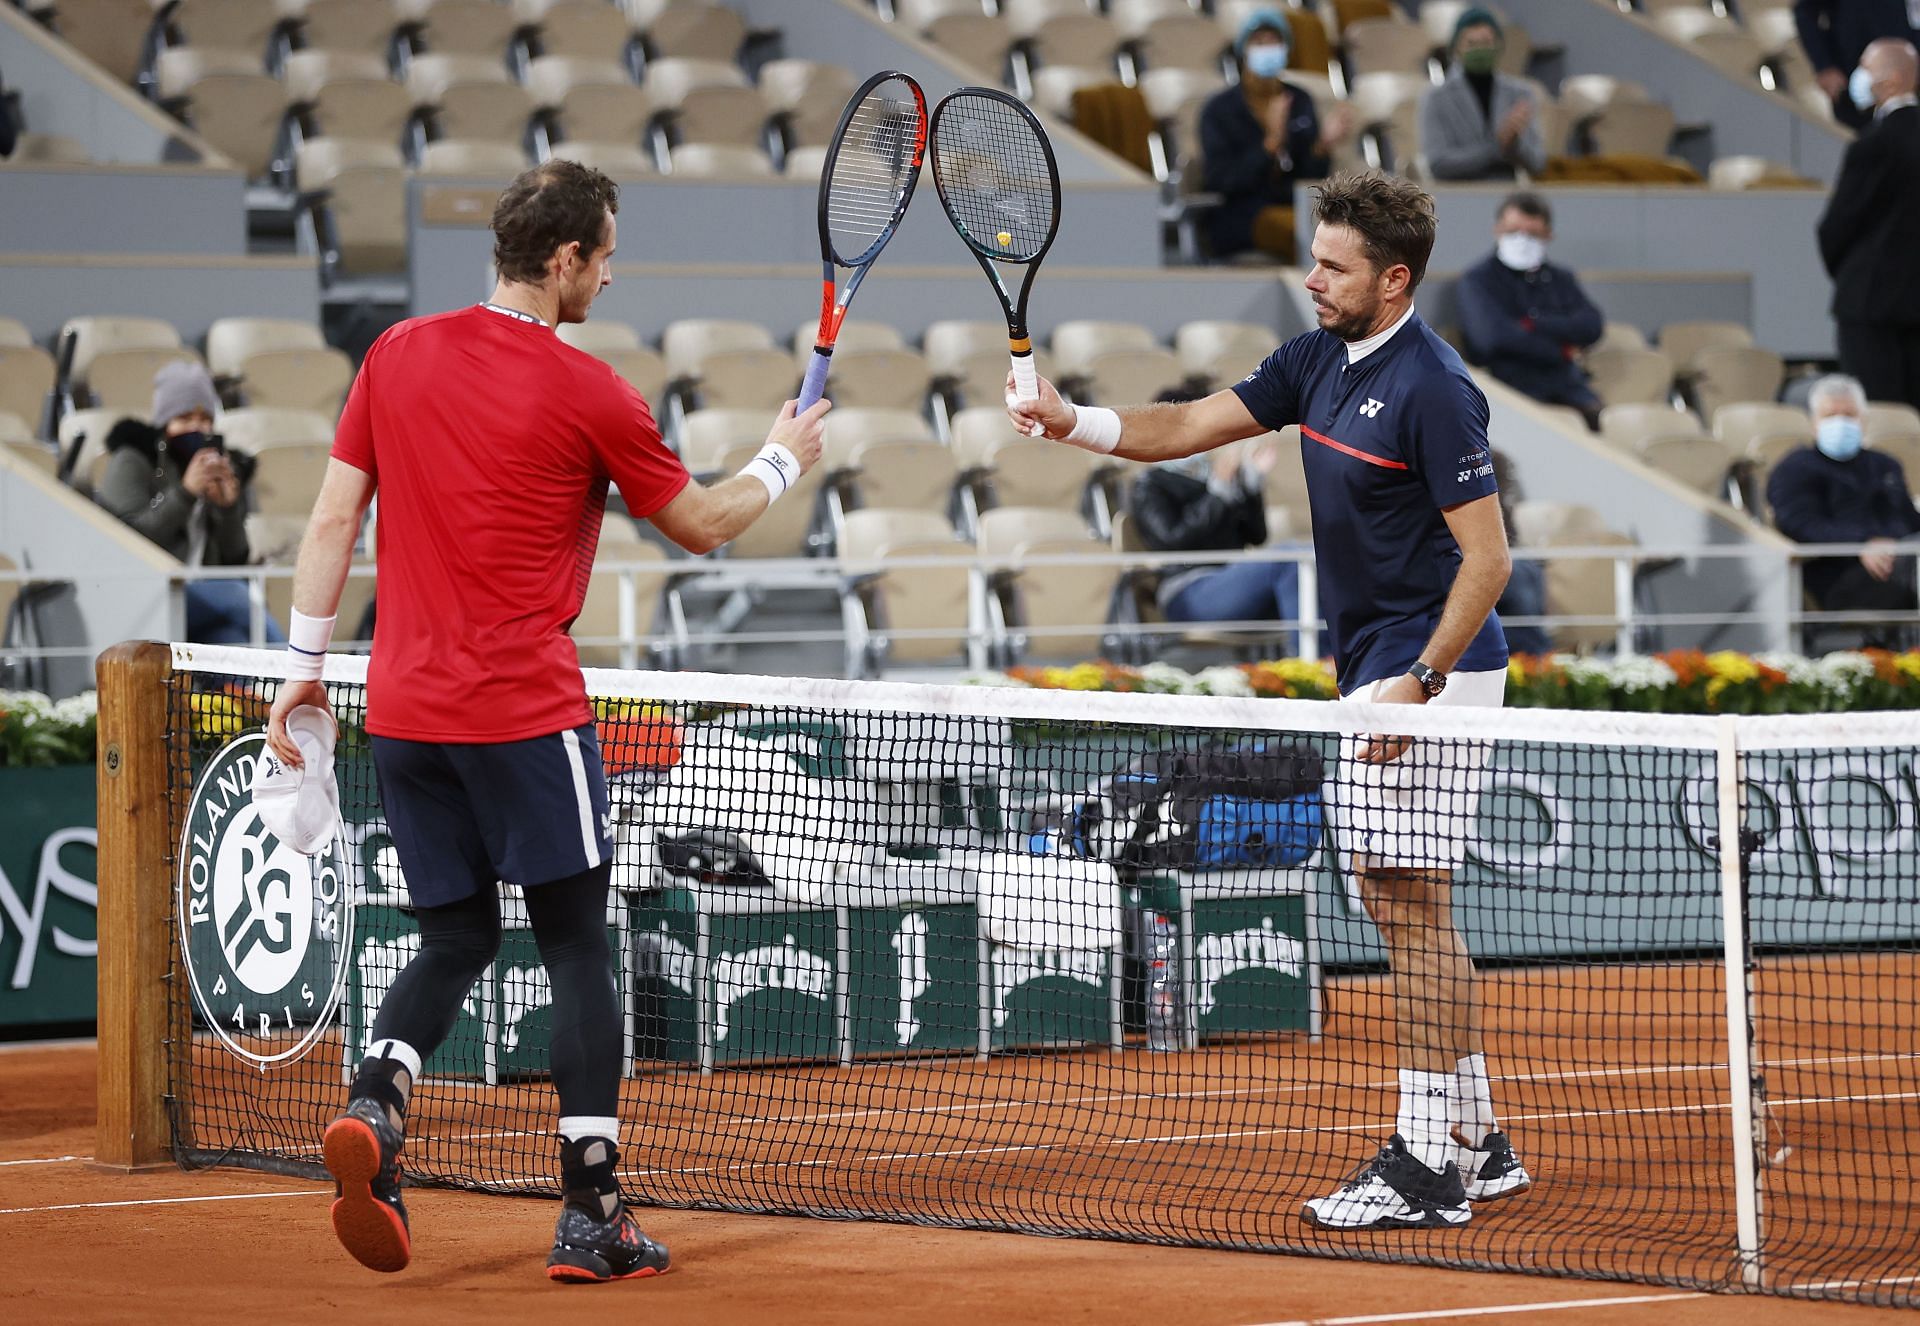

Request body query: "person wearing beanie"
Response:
[93, 358, 284, 644]
[1199, 6, 1353, 262]
[1419, 7, 1546, 181]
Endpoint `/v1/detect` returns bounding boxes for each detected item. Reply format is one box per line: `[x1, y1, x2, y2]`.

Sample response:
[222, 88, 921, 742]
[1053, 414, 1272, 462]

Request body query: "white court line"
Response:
[0, 1155, 87, 1168]
[1785, 1273, 1920, 1293]
[0, 1189, 329, 1216]
[1240, 1291, 1709, 1326]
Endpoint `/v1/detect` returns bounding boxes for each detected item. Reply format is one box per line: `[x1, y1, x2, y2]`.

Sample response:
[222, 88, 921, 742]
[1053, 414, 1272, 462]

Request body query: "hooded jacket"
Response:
[92, 418, 252, 566]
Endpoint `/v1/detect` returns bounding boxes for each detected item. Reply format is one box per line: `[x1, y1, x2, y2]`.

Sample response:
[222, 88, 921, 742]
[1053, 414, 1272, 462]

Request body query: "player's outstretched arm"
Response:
[1006, 371, 1267, 464]
[267, 457, 375, 767]
[648, 398, 830, 555]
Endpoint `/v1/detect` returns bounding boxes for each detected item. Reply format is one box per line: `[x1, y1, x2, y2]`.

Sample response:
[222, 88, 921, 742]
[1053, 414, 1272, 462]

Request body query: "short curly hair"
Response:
[1311, 171, 1437, 293]
[491, 160, 620, 284]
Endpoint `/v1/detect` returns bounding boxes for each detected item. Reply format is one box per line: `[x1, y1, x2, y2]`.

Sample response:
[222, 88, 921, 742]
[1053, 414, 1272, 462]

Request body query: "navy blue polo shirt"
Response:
[1233, 311, 1508, 695]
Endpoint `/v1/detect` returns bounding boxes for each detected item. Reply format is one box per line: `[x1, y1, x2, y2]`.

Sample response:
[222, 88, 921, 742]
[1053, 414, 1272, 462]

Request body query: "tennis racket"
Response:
[927, 87, 1062, 435]
[796, 70, 928, 411]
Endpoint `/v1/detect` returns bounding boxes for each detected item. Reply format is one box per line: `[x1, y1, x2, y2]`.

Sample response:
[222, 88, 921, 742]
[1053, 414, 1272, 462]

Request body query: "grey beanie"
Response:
[151, 359, 220, 428]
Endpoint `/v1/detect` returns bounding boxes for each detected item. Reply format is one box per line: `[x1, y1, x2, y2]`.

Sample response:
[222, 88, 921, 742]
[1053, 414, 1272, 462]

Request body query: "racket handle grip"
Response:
[797, 349, 832, 411]
[1009, 350, 1043, 437]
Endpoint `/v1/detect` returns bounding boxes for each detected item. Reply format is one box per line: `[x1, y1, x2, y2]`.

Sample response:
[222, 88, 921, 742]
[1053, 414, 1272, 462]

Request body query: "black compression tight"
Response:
[365, 863, 620, 1119]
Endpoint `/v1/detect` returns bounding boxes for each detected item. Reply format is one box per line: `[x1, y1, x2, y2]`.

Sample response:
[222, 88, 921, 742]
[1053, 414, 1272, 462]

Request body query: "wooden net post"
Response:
[94, 641, 178, 1170]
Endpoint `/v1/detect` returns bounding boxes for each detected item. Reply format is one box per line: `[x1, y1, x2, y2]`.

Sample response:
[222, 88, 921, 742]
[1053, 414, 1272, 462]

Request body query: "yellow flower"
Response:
[1705, 676, 1731, 707]
[1508, 659, 1526, 686]
[1895, 653, 1920, 683]
[1705, 651, 1759, 684]
[1060, 662, 1108, 691]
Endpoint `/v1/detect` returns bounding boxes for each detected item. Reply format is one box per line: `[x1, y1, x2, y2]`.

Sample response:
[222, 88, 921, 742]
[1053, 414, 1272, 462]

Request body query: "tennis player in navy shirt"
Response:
[1009, 171, 1531, 1231]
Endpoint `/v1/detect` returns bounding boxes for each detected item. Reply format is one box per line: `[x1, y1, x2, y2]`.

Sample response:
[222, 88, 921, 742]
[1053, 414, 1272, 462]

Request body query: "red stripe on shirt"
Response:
[1301, 425, 1408, 471]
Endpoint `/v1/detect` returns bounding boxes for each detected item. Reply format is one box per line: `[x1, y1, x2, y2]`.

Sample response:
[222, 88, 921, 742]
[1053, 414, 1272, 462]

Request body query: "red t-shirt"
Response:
[331, 305, 690, 742]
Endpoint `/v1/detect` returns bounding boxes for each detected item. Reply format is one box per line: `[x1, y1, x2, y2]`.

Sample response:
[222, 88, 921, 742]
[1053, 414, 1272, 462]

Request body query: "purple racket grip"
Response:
[797, 349, 833, 411]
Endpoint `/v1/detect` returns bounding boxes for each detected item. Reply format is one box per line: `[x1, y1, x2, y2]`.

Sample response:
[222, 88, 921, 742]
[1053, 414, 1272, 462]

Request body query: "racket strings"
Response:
[929, 95, 1056, 263]
[823, 79, 924, 266]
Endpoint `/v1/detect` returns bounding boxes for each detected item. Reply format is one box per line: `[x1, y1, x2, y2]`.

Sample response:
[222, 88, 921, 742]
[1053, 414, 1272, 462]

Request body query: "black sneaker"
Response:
[1300, 1133, 1471, 1230]
[323, 1097, 411, 1272]
[547, 1200, 671, 1284]
[1458, 1128, 1533, 1203]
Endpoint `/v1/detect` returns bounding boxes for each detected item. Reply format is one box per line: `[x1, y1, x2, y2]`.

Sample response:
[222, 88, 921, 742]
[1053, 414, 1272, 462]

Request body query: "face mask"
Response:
[1245, 44, 1288, 79]
[165, 430, 222, 469]
[1459, 46, 1499, 76]
[1160, 454, 1213, 482]
[1816, 415, 1864, 461]
[1496, 232, 1547, 271]
[1849, 65, 1877, 110]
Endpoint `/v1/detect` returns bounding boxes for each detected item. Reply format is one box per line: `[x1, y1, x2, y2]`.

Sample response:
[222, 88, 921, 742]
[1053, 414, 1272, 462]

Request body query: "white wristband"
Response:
[287, 609, 335, 682]
[1064, 405, 1122, 455]
[740, 441, 800, 504]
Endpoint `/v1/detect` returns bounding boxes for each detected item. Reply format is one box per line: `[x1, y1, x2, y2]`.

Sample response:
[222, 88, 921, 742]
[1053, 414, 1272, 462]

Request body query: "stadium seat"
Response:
[155, 49, 290, 179]
[163, 0, 284, 64]
[526, 57, 652, 146]
[248, 441, 336, 515]
[1582, 346, 1676, 408]
[1743, 431, 1807, 508]
[782, 144, 829, 177]
[1139, 66, 1224, 121]
[663, 319, 774, 377]
[1031, 66, 1113, 120]
[548, 140, 657, 175]
[205, 317, 326, 378]
[517, 0, 634, 59]
[58, 316, 192, 411]
[1559, 75, 1650, 122]
[952, 409, 1102, 518]
[40, 0, 153, 83]
[1003, 1, 1123, 70]
[575, 539, 671, 668]
[1599, 402, 1707, 450]
[667, 142, 775, 176]
[1689, 346, 1784, 418]
[825, 351, 934, 413]
[1258, 426, 1312, 531]
[678, 408, 772, 472]
[283, 52, 415, 143]
[298, 0, 405, 57]
[1653, 10, 1766, 85]
[1327, 0, 1400, 37]
[1174, 320, 1275, 385]
[824, 408, 935, 454]
[1344, 19, 1438, 79]
[580, 341, 671, 404]
[407, 53, 535, 143]
[3, 435, 59, 478]
[835, 439, 960, 518]
[1049, 320, 1160, 376]
[245, 512, 309, 565]
[1585, 99, 1677, 158]
[645, 59, 767, 148]
[1120, 8, 1229, 75]
[406, 0, 522, 57]
[662, 319, 793, 407]
[923, 14, 1015, 79]
[1593, 320, 1649, 353]
[925, 322, 1060, 413]
[758, 60, 859, 149]
[0, 318, 32, 348]
[978, 506, 1116, 662]
[295, 137, 410, 276]
[220, 408, 338, 452]
[1638, 434, 1739, 498]
[1712, 401, 1812, 454]
[1657, 319, 1753, 371]
[56, 407, 136, 492]
[1076, 347, 1189, 406]
[417, 138, 531, 176]
[1706, 154, 1814, 189]
[218, 340, 354, 417]
[1866, 402, 1920, 444]
[790, 321, 904, 361]
[2, 133, 92, 163]
[633, 0, 746, 61]
[839, 508, 972, 673]
[1509, 500, 1636, 653]
[0, 347, 56, 438]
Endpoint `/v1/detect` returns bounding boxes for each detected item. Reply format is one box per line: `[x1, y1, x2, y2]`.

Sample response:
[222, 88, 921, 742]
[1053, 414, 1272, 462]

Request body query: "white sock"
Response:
[364, 1037, 423, 1083]
[1396, 1068, 1455, 1173]
[558, 1115, 620, 1145]
[1454, 1052, 1498, 1155]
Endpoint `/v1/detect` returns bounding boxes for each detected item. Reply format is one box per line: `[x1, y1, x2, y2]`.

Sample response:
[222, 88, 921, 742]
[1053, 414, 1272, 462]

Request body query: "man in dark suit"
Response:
[1794, 0, 1920, 128]
[1818, 38, 1920, 412]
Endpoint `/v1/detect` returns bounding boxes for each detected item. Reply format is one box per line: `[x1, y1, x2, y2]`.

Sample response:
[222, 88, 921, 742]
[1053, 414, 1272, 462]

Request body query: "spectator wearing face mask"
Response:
[1420, 8, 1546, 183]
[1455, 191, 1604, 427]
[1794, 0, 1920, 129]
[1199, 7, 1353, 263]
[1818, 37, 1920, 413]
[1767, 373, 1920, 646]
[94, 359, 286, 645]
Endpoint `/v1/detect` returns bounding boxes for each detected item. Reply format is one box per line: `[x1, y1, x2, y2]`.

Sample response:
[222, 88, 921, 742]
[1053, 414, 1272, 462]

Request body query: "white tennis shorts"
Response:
[1331, 667, 1506, 873]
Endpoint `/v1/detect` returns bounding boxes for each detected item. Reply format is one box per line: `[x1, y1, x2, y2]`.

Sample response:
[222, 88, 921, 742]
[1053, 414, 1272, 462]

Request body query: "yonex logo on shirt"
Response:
[1359, 398, 1385, 418]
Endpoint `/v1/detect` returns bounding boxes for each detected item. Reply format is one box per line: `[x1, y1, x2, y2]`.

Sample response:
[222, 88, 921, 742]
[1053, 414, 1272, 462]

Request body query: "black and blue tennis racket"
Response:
[927, 87, 1062, 433]
[796, 70, 928, 410]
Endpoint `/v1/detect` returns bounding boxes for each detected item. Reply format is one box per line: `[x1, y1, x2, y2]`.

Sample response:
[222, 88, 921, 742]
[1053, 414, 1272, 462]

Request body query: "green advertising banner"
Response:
[0, 767, 99, 1032]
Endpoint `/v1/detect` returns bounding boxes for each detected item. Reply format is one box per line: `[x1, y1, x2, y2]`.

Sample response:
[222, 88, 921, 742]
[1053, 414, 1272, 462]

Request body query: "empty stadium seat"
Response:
[250, 442, 336, 516]
[1117, 5, 1227, 74]
[1050, 320, 1160, 375]
[418, 138, 531, 176]
[295, 137, 410, 276]
[646, 59, 768, 147]
[408, 53, 535, 143]
[164, 0, 284, 64]
[1688, 345, 1785, 418]
[631, 0, 745, 61]
[207, 318, 356, 416]
[678, 407, 771, 472]
[0, 346, 56, 438]
[924, 322, 1060, 412]
[406, 0, 521, 57]
[667, 142, 775, 175]
[1599, 402, 1707, 450]
[823, 407, 935, 455]
[3, 435, 59, 478]
[839, 507, 971, 673]
[1866, 402, 1920, 444]
[1077, 347, 1189, 406]
[526, 56, 652, 145]
[3, 133, 91, 164]
[1712, 401, 1812, 454]
[284, 51, 415, 142]
[220, 407, 338, 452]
[517, 0, 633, 59]
[791, 321, 904, 361]
[1344, 18, 1437, 78]
[977, 505, 1116, 662]
[299, 0, 404, 57]
[1582, 346, 1676, 408]
[1707, 155, 1816, 189]
[915, 12, 1013, 79]
[1031, 65, 1113, 119]
[155, 48, 289, 178]
[757, 59, 859, 148]
[952, 408, 1101, 518]
[1509, 499, 1636, 653]
[575, 539, 671, 668]
[548, 139, 657, 175]
[1175, 320, 1276, 385]
[825, 351, 934, 413]
[1657, 320, 1752, 371]
[1585, 98, 1676, 157]
[1003, 1, 1123, 70]
[555, 322, 670, 403]
[1653, 10, 1766, 85]
[58, 316, 194, 411]
[782, 144, 829, 177]
[1593, 320, 1650, 353]
[56, 407, 135, 492]
[835, 438, 960, 517]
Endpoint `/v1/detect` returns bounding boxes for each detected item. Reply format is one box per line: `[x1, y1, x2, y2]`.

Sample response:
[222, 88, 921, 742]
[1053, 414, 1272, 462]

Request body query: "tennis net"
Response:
[128, 643, 1918, 1306]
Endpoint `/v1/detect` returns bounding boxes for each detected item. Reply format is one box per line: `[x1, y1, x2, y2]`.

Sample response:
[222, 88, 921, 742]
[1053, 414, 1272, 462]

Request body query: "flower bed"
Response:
[0, 690, 97, 767]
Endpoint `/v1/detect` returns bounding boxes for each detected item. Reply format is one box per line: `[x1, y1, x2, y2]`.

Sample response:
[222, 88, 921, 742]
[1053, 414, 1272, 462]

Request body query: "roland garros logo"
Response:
[177, 732, 353, 1066]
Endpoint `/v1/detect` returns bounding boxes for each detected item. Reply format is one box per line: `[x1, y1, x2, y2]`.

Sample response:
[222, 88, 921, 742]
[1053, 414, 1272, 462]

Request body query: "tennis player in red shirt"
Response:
[263, 160, 827, 1283]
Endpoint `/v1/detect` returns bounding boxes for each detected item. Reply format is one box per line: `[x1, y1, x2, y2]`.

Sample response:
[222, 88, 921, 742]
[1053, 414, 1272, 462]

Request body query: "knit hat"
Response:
[1452, 6, 1503, 46]
[150, 359, 219, 428]
[1235, 6, 1292, 58]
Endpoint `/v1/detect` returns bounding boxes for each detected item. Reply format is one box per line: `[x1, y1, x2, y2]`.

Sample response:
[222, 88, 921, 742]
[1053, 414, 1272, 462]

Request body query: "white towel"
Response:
[978, 853, 1121, 952]
[248, 706, 341, 855]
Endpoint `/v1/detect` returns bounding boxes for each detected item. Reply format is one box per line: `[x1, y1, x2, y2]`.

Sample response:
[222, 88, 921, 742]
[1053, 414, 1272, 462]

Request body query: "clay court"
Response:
[9, 952, 1914, 1326]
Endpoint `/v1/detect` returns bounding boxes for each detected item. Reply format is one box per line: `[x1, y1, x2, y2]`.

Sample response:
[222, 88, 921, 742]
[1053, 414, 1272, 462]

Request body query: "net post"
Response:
[93, 640, 178, 1171]
[1715, 713, 1765, 1287]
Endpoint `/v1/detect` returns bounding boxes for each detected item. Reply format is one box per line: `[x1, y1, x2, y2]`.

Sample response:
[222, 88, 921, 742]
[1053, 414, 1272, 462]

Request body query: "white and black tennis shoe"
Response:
[1301, 1133, 1472, 1230]
[1457, 1128, 1533, 1203]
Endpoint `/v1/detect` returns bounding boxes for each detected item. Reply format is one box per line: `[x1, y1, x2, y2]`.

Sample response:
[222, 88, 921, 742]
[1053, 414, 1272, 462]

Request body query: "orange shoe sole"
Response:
[323, 1115, 411, 1273]
[547, 1263, 666, 1284]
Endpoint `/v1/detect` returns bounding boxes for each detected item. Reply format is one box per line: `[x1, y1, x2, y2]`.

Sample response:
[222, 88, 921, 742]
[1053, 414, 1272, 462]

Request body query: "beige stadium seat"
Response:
[1688, 345, 1784, 418]
[1866, 402, 1920, 443]
[250, 441, 336, 515]
[1654, 10, 1765, 84]
[1031, 65, 1113, 119]
[837, 439, 959, 515]
[1599, 402, 1707, 450]
[1713, 401, 1811, 454]
[205, 317, 327, 377]
[895, 0, 989, 27]
[791, 320, 903, 361]
[782, 144, 829, 177]
[220, 407, 338, 452]
[667, 142, 774, 176]
[0, 346, 56, 435]
[1657, 319, 1752, 372]
[526, 57, 652, 144]
[1346, 71, 1426, 131]
[283, 51, 414, 142]
[1049, 320, 1159, 376]
[4, 132, 92, 164]
[950, 406, 1030, 474]
[923, 320, 1012, 372]
[1327, 0, 1400, 38]
[823, 407, 935, 459]
[1744, 432, 1808, 506]
[1139, 66, 1224, 121]
[1869, 430, 1920, 488]
[1078, 347, 1188, 406]
[296, 137, 409, 275]
[1509, 500, 1636, 653]
[953, 410, 1101, 513]
[4, 436, 60, 478]
[678, 408, 771, 473]
[61, 315, 182, 389]
[1707, 155, 1815, 190]
[631, 0, 745, 61]
[1004, 1, 1123, 69]
[549, 140, 657, 175]
[1175, 320, 1276, 384]
[245, 512, 308, 565]
[922, 13, 1013, 78]
[242, 349, 356, 415]
[89, 349, 203, 413]
[944, 349, 1060, 412]
[1260, 426, 1311, 529]
[0, 318, 32, 348]
[165, 0, 283, 62]
[714, 440, 822, 557]
[978, 507, 1115, 662]
[977, 505, 1096, 557]
[1344, 18, 1437, 78]
[156, 49, 289, 178]
[694, 349, 795, 407]
[418, 138, 530, 176]
[1582, 346, 1675, 408]
[408, 54, 534, 143]
[44, 0, 153, 83]
[1593, 321, 1649, 353]
[57, 407, 136, 491]
[557, 319, 641, 355]
[1638, 434, 1737, 498]
[1558, 75, 1650, 122]
[647, 60, 768, 148]
[600, 349, 670, 403]
[839, 508, 971, 672]
[1586, 99, 1676, 158]
[515, 0, 633, 59]
[406, 0, 521, 57]
[1122, 11, 1229, 75]
[662, 318, 775, 378]
[268, 559, 376, 642]
[299, 0, 404, 56]
[1747, 6, 1801, 58]
[825, 350, 933, 413]
[575, 540, 670, 668]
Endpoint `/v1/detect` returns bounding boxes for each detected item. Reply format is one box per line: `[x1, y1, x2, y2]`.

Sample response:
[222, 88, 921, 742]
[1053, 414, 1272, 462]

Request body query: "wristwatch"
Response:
[1408, 662, 1447, 698]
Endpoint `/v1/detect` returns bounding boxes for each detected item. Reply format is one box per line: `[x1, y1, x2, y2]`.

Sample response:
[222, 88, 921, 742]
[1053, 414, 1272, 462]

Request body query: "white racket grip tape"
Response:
[1008, 352, 1043, 437]
[286, 609, 335, 681]
[741, 441, 801, 504]
[1064, 404, 1122, 454]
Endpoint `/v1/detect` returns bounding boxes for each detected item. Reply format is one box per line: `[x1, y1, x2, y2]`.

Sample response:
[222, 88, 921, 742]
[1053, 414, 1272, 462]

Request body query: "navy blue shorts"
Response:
[371, 723, 613, 909]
